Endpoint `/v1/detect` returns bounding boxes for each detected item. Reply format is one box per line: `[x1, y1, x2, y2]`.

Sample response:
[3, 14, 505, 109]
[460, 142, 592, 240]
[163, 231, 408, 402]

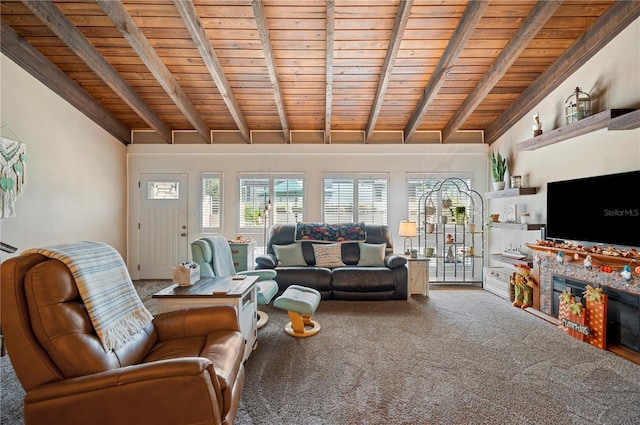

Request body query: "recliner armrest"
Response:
[24, 358, 225, 425]
[255, 254, 277, 269]
[153, 305, 240, 341]
[238, 269, 277, 280]
[385, 254, 407, 269]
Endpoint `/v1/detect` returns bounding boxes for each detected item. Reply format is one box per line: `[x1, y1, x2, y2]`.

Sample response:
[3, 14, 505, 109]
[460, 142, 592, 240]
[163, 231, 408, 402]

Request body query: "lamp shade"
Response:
[398, 221, 417, 237]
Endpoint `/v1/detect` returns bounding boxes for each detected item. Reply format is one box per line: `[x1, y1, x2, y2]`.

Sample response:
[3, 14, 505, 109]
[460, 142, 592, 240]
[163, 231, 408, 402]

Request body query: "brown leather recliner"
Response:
[1, 252, 245, 425]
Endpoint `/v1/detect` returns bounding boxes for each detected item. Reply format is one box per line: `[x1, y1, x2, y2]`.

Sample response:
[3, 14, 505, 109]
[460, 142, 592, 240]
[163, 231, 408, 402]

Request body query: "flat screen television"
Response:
[546, 170, 640, 248]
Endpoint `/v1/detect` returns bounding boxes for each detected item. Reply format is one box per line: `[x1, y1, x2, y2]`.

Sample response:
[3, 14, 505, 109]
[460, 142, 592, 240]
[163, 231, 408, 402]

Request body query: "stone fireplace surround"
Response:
[534, 255, 640, 353]
[537, 256, 640, 315]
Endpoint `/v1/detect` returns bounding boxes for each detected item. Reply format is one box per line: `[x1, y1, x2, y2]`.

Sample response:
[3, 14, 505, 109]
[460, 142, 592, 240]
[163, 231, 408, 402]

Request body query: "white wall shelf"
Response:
[485, 187, 537, 199]
[517, 108, 638, 151]
[490, 222, 544, 231]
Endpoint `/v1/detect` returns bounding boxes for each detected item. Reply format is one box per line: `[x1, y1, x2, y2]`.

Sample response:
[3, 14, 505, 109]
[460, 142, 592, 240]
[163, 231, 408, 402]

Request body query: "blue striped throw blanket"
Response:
[24, 241, 153, 351]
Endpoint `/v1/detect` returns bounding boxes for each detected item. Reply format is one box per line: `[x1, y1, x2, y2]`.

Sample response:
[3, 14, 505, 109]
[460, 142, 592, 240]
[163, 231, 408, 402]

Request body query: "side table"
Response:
[152, 275, 258, 361]
[229, 241, 255, 272]
[407, 256, 430, 296]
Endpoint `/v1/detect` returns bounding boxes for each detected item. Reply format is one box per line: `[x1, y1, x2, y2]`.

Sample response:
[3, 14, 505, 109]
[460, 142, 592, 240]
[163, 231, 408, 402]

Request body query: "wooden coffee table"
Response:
[152, 275, 258, 361]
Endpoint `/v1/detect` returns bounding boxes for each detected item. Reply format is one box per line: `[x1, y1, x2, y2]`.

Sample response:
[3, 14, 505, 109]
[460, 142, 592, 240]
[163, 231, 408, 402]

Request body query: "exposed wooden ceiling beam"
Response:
[252, 0, 290, 143]
[173, 0, 250, 143]
[441, 0, 562, 143]
[96, 0, 210, 143]
[324, 0, 335, 144]
[365, 0, 413, 143]
[484, 0, 640, 145]
[0, 21, 130, 145]
[20, 0, 172, 144]
[403, 1, 488, 143]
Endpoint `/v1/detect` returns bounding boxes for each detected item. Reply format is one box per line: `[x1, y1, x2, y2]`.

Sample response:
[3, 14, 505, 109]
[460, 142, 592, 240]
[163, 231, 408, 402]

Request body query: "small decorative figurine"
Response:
[621, 265, 633, 284]
[534, 254, 541, 266]
[533, 112, 542, 137]
[446, 245, 455, 263]
[583, 255, 592, 269]
[556, 251, 564, 265]
[510, 264, 535, 309]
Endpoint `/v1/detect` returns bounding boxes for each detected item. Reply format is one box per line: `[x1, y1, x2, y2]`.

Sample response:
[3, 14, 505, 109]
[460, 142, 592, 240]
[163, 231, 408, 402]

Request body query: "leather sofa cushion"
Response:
[331, 267, 397, 292]
[143, 330, 244, 392]
[274, 267, 332, 292]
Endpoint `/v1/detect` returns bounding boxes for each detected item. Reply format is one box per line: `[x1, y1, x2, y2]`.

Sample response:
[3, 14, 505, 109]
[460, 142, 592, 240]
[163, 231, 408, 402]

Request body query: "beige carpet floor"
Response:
[3, 283, 640, 425]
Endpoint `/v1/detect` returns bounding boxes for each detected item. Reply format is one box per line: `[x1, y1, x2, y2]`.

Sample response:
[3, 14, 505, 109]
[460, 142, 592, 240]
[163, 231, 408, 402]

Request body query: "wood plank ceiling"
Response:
[1, 0, 638, 145]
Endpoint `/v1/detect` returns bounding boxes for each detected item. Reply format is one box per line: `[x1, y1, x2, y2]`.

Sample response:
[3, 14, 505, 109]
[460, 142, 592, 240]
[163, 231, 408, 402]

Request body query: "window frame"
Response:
[407, 173, 474, 228]
[200, 173, 223, 233]
[238, 173, 305, 234]
[322, 173, 389, 225]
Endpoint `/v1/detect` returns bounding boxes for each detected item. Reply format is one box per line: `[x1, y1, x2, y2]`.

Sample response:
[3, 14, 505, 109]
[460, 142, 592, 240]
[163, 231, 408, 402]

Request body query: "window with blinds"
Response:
[201, 174, 221, 232]
[323, 174, 388, 224]
[239, 174, 304, 231]
[407, 174, 474, 226]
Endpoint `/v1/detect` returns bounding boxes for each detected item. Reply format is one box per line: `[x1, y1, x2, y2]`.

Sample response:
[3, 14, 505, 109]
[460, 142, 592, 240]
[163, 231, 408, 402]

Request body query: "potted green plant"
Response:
[455, 206, 466, 224]
[490, 150, 507, 190]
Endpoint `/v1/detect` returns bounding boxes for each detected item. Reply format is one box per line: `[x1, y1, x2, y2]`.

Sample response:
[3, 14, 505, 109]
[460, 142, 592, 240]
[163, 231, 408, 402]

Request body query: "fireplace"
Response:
[551, 274, 640, 353]
[602, 287, 640, 352]
[551, 274, 586, 317]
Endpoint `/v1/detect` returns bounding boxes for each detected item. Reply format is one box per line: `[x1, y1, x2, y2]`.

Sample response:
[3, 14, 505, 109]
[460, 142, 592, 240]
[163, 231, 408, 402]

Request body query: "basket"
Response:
[173, 262, 200, 286]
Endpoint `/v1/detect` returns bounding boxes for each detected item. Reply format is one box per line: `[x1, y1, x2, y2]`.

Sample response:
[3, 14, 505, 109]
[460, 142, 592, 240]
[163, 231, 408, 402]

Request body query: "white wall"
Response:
[127, 143, 488, 278]
[0, 54, 128, 261]
[487, 18, 640, 260]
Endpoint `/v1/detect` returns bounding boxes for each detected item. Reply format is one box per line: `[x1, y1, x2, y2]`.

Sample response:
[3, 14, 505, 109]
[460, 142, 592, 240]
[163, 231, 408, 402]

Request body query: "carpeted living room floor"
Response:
[3, 283, 640, 424]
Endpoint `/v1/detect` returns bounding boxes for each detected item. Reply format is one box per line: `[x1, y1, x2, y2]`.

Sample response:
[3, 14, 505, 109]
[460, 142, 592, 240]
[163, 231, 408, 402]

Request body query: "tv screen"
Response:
[546, 171, 640, 248]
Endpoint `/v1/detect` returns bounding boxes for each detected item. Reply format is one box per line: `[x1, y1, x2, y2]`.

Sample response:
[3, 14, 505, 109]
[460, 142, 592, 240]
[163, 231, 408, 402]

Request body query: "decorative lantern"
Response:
[565, 87, 591, 125]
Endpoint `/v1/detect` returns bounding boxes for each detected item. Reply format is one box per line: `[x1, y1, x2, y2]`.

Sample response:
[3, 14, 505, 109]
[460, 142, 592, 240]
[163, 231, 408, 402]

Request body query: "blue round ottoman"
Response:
[273, 285, 321, 337]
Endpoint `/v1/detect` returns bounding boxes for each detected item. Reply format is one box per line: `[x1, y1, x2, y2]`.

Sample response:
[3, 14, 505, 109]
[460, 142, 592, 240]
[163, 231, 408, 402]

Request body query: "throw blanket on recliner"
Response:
[201, 235, 237, 277]
[24, 241, 153, 351]
[295, 222, 366, 242]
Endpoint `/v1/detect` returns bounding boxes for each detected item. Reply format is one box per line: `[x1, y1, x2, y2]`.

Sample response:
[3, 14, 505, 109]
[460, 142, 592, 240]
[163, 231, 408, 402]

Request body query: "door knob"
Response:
[181, 233, 187, 237]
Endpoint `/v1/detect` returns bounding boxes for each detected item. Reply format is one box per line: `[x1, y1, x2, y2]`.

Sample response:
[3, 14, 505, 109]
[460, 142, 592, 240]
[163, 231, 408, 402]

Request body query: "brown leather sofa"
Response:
[1, 252, 245, 425]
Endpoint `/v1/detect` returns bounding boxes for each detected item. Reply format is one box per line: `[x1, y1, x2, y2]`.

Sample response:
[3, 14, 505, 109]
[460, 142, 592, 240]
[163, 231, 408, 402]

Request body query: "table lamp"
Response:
[398, 220, 417, 255]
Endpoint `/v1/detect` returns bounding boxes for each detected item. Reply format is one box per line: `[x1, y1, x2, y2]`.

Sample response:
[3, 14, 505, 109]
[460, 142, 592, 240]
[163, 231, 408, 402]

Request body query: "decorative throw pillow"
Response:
[312, 243, 345, 268]
[273, 243, 307, 267]
[357, 242, 386, 267]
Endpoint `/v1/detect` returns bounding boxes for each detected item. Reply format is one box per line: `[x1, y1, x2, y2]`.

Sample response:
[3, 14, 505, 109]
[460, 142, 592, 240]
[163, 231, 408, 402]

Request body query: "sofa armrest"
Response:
[385, 254, 407, 269]
[24, 358, 225, 425]
[255, 253, 278, 269]
[238, 269, 277, 280]
[153, 305, 240, 340]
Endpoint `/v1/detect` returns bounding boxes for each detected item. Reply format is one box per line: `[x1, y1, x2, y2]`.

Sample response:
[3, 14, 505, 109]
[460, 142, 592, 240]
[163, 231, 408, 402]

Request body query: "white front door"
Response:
[139, 173, 189, 279]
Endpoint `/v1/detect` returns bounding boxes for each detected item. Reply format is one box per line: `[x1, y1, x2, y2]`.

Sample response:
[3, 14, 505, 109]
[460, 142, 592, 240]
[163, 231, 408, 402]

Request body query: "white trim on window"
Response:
[407, 173, 474, 227]
[322, 173, 388, 224]
[238, 173, 305, 233]
[201, 173, 222, 233]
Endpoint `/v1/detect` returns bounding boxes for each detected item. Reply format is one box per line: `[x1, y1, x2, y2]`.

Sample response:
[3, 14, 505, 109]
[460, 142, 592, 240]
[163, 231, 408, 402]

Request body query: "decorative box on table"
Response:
[172, 262, 200, 286]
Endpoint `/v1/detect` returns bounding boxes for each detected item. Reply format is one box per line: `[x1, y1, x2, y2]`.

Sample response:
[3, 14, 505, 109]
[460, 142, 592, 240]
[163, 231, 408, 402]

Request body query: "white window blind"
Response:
[239, 174, 304, 232]
[323, 174, 388, 224]
[358, 177, 388, 224]
[239, 176, 269, 230]
[201, 174, 221, 232]
[273, 177, 304, 224]
[407, 174, 474, 227]
[323, 177, 354, 223]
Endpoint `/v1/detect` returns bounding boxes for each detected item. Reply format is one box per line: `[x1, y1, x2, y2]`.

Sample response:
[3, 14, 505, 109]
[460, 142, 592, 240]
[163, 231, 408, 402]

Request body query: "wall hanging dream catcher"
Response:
[0, 136, 27, 218]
